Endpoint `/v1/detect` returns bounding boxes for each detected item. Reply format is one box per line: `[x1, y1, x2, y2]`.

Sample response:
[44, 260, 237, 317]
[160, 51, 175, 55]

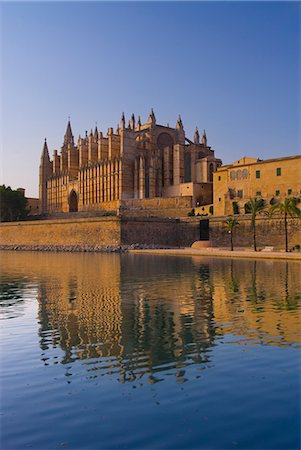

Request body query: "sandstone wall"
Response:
[0, 216, 200, 249]
[2, 214, 297, 251]
[120, 197, 193, 218]
[0, 217, 121, 247]
[121, 196, 192, 209]
[80, 200, 120, 212]
[209, 216, 301, 250]
[121, 217, 200, 247]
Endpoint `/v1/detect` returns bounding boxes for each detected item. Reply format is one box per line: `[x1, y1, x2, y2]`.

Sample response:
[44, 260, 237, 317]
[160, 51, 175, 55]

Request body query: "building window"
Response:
[229, 188, 236, 199]
[256, 170, 260, 179]
[218, 197, 221, 202]
[276, 190, 280, 196]
[288, 189, 292, 195]
[218, 176, 221, 181]
[237, 190, 243, 199]
[256, 191, 261, 196]
[276, 167, 281, 176]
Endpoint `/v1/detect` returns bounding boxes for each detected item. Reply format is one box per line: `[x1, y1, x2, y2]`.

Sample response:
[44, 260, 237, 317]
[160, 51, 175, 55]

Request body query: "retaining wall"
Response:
[209, 216, 301, 250]
[0, 216, 200, 249]
[0, 217, 121, 247]
[121, 217, 200, 247]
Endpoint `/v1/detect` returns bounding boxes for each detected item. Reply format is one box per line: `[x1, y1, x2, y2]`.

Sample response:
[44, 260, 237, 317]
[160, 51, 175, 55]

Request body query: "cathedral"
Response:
[39, 110, 222, 214]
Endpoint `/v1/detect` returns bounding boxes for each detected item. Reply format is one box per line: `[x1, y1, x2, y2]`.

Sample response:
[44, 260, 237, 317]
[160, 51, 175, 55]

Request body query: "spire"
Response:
[63, 119, 74, 146]
[39, 138, 51, 214]
[127, 120, 131, 129]
[148, 108, 156, 125]
[120, 112, 126, 130]
[94, 124, 98, 138]
[194, 127, 200, 144]
[130, 113, 135, 129]
[176, 114, 183, 130]
[41, 138, 50, 162]
[202, 129, 207, 146]
[137, 115, 141, 129]
[116, 123, 120, 134]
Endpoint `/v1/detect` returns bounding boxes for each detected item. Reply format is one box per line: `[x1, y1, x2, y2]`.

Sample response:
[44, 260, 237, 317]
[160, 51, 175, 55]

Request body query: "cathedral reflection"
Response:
[1, 252, 300, 383]
[118, 255, 216, 380]
[35, 253, 217, 382]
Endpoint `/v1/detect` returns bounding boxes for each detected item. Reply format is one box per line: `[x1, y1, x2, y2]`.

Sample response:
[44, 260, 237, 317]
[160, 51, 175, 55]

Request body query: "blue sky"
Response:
[1, 1, 300, 197]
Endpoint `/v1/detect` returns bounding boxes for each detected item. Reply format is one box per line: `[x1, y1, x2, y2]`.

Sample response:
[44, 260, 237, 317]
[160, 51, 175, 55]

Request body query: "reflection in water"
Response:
[1, 252, 300, 384]
[208, 258, 301, 347]
[1, 251, 300, 450]
[0, 275, 34, 320]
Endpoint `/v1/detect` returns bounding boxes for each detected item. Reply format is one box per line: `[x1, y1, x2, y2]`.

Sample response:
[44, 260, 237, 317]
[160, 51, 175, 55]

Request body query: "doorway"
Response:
[69, 190, 78, 212]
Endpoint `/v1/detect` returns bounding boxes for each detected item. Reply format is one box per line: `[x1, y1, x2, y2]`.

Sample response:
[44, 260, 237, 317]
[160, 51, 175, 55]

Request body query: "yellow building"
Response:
[213, 155, 301, 216]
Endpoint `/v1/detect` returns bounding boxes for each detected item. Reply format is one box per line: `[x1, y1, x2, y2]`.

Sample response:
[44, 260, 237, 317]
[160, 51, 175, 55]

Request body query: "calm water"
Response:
[0, 252, 300, 450]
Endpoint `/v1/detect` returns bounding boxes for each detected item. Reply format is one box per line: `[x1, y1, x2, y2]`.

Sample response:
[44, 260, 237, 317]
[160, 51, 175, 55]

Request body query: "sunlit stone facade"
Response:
[213, 155, 301, 216]
[39, 111, 222, 214]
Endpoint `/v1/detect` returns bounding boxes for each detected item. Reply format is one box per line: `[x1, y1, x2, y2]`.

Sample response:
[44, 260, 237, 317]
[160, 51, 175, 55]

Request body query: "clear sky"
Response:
[1, 1, 300, 197]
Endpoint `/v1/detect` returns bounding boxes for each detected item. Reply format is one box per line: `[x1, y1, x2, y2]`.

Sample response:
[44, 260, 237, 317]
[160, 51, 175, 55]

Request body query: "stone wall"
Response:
[120, 197, 193, 218]
[0, 216, 200, 249]
[3, 214, 297, 251]
[209, 216, 301, 250]
[121, 217, 200, 247]
[121, 196, 192, 209]
[0, 217, 121, 248]
[80, 200, 120, 212]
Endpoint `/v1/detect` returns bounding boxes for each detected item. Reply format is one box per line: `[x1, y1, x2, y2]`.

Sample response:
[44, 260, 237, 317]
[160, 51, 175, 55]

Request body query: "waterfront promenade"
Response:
[129, 248, 301, 261]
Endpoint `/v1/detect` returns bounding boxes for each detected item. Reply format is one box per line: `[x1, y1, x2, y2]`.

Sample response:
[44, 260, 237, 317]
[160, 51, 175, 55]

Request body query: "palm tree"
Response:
[225, 216, 240, 251]
[245, 198, 265, 251]
[270, 197, 301, 252]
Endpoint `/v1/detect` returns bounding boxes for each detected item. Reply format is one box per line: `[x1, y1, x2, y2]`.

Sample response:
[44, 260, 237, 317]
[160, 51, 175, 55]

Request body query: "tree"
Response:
[245, 198, 265, 251]
[0, 185, 29, 222]
[225, 216, 240, 251]
[270, 197, 301, 252]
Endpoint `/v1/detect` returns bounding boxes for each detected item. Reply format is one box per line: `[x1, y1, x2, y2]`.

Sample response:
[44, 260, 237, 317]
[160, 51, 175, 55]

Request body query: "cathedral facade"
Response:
[39, 110, 222, 214]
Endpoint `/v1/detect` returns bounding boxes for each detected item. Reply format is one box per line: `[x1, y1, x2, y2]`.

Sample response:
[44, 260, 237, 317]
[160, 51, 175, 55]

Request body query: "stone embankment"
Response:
[0, 216, 200, 250]
[129, 248, 301, 261]
[0, 244, 166, 253]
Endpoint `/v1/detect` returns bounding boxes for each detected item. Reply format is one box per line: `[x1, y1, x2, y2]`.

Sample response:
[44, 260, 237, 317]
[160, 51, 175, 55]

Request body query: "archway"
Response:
[69, 190, 78, 212]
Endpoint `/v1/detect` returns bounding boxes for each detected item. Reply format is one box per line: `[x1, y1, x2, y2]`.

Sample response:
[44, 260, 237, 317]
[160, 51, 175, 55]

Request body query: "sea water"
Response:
[1, 252, 300, 449]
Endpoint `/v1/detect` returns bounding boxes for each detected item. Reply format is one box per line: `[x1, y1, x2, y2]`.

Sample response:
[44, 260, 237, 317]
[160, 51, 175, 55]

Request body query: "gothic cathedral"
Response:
[39, 110, 222, 214]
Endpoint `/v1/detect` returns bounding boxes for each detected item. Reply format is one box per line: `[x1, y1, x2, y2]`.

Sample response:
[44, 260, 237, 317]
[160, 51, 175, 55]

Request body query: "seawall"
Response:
[0, 216, 200, 250]
[1, 214, 300, 252]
